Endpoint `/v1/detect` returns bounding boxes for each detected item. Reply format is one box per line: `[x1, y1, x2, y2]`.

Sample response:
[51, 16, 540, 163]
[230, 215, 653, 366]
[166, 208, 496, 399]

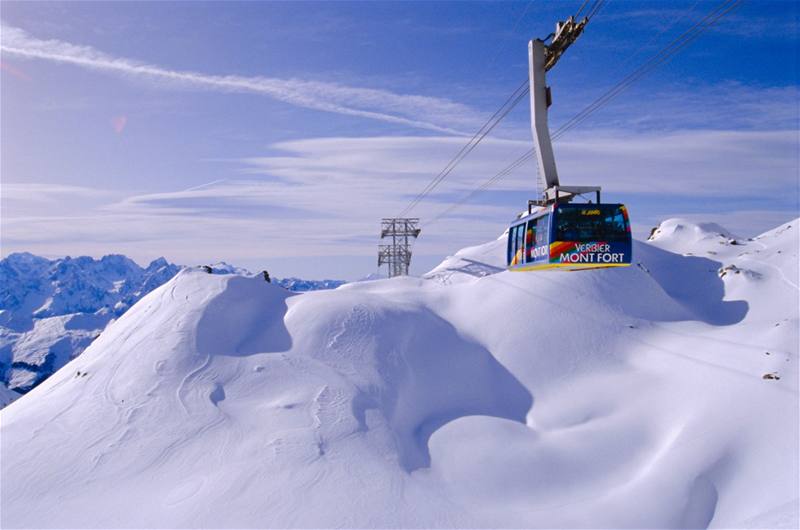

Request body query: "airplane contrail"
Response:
[0, 23, 472, 136]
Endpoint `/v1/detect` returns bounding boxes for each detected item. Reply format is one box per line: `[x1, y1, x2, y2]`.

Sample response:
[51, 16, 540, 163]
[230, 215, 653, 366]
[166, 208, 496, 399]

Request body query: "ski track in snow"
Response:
[176, 354, 213, 415]
[741, 252, 799, 291]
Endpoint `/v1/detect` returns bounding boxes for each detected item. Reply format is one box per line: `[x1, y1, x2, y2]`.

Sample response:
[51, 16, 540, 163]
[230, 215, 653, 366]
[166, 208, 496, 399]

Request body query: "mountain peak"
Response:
[146, 257, 170, 270]
[646, 218, 742, 254]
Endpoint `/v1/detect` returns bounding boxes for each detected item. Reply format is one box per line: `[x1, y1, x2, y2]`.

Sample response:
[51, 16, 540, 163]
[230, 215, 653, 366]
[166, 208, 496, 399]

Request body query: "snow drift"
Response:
[1, 219, 797, 528]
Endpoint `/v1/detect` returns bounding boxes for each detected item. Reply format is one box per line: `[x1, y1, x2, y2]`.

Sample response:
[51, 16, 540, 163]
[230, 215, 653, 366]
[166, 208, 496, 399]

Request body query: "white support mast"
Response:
[528, 16, 601, 206]
[529, 39, 559, 189]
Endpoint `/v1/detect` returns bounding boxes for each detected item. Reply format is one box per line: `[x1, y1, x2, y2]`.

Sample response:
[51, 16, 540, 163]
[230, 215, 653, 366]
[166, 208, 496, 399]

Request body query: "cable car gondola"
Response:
[508, 200, 632, 271]
[507, 17, 633, 271]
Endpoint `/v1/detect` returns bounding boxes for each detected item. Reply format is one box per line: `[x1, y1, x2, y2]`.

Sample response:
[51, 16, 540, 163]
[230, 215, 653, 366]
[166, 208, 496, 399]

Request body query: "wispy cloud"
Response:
[602, 7, 799, 40]
[108, 180, 316, 219]
[1, 182, 115, 201]
[233, 129, 800, 207]
[549, 82, 799, 135]
[555, 129, 799, 196]
[1, 183, 120, 220]
[0, 22, 477, 135]
[2, 125, 797, 276]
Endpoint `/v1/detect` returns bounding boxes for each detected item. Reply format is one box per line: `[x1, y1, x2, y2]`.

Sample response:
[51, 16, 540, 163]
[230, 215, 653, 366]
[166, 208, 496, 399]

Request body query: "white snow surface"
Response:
[1, 218, 798, 528]
[647, 218, 741, 255]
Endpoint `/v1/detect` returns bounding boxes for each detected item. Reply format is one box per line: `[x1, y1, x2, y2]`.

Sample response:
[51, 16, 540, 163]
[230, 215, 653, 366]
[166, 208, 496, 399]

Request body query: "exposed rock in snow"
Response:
[1, 218, 797, 528]
[717, 264, 763, 280]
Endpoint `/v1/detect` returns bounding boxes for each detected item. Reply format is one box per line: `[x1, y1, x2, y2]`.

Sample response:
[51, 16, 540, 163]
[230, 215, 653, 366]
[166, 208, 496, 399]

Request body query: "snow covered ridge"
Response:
[0, 253, 181, 396]
[647, 218, 743, 254]
[0, 254, 345, 400]
[276, 277, 346, 291]
[1, 218, 797, 528]
[208, 261, 346, 290]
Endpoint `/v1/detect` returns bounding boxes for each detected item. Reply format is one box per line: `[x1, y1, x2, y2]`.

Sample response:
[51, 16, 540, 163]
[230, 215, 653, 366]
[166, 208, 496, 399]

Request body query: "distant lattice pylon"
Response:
[378, 218, 421, 277]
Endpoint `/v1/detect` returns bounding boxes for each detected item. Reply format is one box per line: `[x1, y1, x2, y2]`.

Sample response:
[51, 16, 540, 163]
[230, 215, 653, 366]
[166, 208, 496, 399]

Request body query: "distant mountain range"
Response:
[0, 253, 344, 399]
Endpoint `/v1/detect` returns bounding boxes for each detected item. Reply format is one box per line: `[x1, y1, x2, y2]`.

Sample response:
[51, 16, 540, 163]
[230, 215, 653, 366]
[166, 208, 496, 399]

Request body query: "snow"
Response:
[206, 261, 251, 275]
[1, 218, 797, 528]
[647, 217, 741, 255]
[0, 255, 345, 399]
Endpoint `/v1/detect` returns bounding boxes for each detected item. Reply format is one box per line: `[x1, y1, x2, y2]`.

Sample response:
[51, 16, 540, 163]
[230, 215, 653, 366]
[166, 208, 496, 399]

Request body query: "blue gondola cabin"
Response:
[507, 203, 632, 271]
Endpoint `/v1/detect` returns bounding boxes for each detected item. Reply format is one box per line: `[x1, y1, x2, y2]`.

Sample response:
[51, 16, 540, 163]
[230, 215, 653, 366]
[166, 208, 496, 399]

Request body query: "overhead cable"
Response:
[397, 78, 530, 217]
[424, 0, 741, 227]
[585, 0, 607, 20]
[551, 0, 740, 141]
[399, 1, 607, 218]
[574, 0, 591, 19]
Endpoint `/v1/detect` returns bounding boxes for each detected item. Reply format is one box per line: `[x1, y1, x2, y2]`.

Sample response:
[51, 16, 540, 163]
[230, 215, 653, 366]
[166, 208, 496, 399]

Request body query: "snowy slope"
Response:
[1, 219, 797, 528]
[0, 255, 345, 400]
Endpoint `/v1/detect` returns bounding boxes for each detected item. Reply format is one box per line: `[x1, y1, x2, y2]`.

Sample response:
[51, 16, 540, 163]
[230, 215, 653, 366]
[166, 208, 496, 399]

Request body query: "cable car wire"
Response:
[574, 0, 591, 19]
[397, 79, 530, 217]
[422, 0, 741, 228]
[424, 148, 537, 227]
[604, 0, 702, 84]
[585, 0, 607, 21]
[397, 1, 543, 218]
[399, 1, 608, 219]
[551, 0, 740, 141]
[485, 0, 537, 73]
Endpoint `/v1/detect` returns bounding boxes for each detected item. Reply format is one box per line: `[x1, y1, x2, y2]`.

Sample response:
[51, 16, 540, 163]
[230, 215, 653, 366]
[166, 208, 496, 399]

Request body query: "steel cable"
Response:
[423, 0, 741, 228]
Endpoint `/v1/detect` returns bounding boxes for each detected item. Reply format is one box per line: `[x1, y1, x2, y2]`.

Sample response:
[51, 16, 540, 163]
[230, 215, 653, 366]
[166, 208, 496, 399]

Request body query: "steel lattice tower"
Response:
[378, 218, 421, 277]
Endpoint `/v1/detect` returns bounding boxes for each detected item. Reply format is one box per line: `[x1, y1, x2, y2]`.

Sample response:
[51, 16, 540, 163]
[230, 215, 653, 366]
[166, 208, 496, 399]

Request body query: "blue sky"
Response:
[1, 0, 798, 279]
